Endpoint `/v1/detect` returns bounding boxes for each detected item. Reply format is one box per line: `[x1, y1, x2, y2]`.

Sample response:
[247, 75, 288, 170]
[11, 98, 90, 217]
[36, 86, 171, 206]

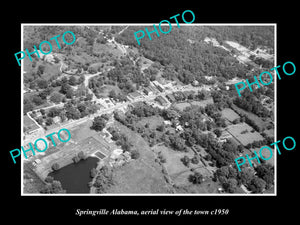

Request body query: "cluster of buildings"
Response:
[108, 149, 131, 167]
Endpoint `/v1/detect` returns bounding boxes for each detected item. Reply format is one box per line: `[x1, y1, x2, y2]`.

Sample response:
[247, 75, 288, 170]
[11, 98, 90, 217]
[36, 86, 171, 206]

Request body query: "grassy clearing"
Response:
[152, 145, 193, 176]
[175, 178, 221, 194]
[152, 144, 215, 188]
[140, 56, 154, 71]
[24, 57, 60, 82]
[107, 160, 172, 193]
[24, 115, 40, 132]
[105, 122, 172, 193]
[221, 108, 240, 122]
[174, 102, 191, 111]
[190, 98, 214, 107]
[226, 122, 264, 146]
[137, 115, 164, 130]
[98, 85, 121, 97]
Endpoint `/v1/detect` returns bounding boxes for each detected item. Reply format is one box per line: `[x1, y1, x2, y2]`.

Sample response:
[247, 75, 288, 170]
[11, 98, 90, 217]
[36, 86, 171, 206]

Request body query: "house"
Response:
[175, 124, 183, 132]
[152, 81, 164, 92]
[173, 91, 185, 101]
[53, 116, 61, 124]
[192, 80, 199, 86]
[34, 111, 42, 117]
[127, 91, 143, 101]
[219, 130, 232, 142]
[166, 94, 176, 103]
[103, 129, 113, 143]
[32, 159, 42, 167]
[163, 120, 172, 126]
[155, 96, 168, 106]
[143, 87, 153, 95]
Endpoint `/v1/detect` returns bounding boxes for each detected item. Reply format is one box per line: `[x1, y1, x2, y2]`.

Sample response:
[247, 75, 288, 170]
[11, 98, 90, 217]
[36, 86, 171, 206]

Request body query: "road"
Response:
[31, 83, 209, 138]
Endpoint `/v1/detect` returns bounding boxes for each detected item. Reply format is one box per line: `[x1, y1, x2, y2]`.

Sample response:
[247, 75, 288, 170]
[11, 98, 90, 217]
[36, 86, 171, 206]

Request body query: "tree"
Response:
[248, 177, 266, 193]
[50, 92, 64, 103]
[92, 166, 114, 193]
[223, 178, 238, 193]
[237, 167, 255, 185]
[40, 180, 66, 194]
[36, 78, 48, 89]
[214, 128, 222, 138]
[68, 76, 77, 86]
[78, 151, 86, 160]
[90, 168, 98, 178]
[156, 124, 165, 132]
[189, 172, 203, 184]
[91, 116, 107, 132]
[66, 89, 74, 99]
[130, 149, 140, 159]
[36, 117, 43, 125]
[45, 117, 53, 126]
[45, 176, 54, 183]
[191, 155, 199, 164]
[181, 155, 190, 167]
[60, 82, 72, 95]
[24, 98, 34, 114]
[31, 94, 45, 106]
[40, 108, 46, 115]
[65, 106, 81, 120]
[108, 90, 117, 100]
[78, 75, 85, 84]
[72, 156, 80, 163]
[51, 163, 60, 171]
[158, 152, 166, 163]
[47, 107, 61, 118]
[255, 164, 274, 189]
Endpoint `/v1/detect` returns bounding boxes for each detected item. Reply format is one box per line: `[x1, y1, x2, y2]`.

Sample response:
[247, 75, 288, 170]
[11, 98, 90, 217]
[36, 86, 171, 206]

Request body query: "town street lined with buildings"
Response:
[24, 80, 212, 146]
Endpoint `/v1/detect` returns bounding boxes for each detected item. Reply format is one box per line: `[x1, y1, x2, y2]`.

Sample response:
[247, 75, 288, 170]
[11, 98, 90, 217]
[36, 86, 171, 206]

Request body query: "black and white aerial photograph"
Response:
[3, 3, 299, 223]
[21, 24, 276, 195]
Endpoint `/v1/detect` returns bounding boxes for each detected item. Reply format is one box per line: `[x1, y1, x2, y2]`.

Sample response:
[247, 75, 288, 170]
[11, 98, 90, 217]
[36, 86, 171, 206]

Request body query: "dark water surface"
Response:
[49, 157, 99, 193]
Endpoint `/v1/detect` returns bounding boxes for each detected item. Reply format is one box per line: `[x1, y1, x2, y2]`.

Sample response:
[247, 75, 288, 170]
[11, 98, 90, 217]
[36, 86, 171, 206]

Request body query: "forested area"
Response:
[234, 89, 270, 118]
[116, 26, 274, 84]
[117, 26, 248, 83]
[214, 162, 274, 193]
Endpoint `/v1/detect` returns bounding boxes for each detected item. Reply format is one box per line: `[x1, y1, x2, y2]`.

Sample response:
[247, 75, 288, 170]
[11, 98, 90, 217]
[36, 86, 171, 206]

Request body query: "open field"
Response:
[24, 115, 40, 132]
[175, 178, 221, 194]
[152, 145, 193, 177]
[152, 144, 215, 188]
[137, 115, 164, 130]
[140, 56, 154, 72]
[190, 98, 213, 107]
[107, 159, 172, 193]
[23, 56, 61, 82]
[221, 108, 240, 122]
[173, 98, 214, 111]
[226, 122, 264, 146]
[105, 122, 172, 193]
[174, 102, 191, 111]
